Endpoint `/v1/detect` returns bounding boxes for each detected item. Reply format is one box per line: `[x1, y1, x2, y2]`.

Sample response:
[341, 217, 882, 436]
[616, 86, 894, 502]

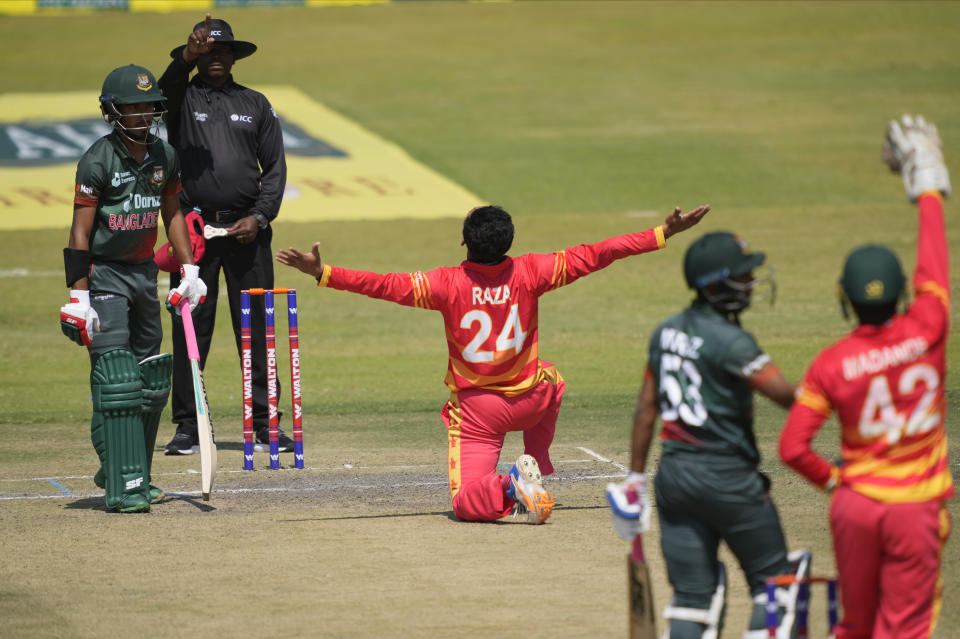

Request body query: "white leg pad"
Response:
[662, 562, 726, 639]
[746, 549, 811, 639]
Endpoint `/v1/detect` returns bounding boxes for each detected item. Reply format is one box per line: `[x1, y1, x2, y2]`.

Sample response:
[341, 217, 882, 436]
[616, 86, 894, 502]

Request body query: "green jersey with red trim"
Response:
[648, 300, 769, 463]
[74, 132, 181, 264]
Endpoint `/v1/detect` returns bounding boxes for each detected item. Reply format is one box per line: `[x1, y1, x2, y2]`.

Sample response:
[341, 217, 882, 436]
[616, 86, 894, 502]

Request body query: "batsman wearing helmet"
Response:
[607, 231, 803, 638]
[779, 115, 953, 639]
[60, 65, 206, 513]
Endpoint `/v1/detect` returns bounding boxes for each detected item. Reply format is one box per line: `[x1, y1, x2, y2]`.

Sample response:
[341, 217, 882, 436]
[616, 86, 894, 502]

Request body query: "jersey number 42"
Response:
[859, 363, 940, 444]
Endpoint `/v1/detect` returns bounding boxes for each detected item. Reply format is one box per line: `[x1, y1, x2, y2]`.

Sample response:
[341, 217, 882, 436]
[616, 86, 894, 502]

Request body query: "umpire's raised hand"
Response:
[182, 13, 215, 63]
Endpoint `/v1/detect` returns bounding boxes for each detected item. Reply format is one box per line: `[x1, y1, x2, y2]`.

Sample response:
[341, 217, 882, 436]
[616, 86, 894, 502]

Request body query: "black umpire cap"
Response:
[170, 18, 257, 60]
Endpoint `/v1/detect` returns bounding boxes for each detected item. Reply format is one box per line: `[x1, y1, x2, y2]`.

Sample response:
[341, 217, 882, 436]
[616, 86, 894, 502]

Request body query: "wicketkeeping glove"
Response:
[884, 114, 951, 202]
[166, 264, 207, 314]
[606, 471, 652, 540]
[59, 289, 100, 346]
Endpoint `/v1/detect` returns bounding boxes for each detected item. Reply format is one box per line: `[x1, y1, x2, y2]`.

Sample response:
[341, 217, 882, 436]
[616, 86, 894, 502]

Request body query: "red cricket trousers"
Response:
[830, 485, 951, 639]
[441, 369, 565, 522]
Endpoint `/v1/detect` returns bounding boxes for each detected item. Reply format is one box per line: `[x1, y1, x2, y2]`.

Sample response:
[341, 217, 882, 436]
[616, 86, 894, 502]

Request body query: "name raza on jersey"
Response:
[472, 285, 511, 305]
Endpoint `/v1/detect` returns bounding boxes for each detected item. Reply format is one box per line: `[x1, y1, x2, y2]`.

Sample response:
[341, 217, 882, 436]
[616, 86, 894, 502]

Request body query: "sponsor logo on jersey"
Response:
[76, 183, 94, 195]
[231, 113, 254, 123]
[741, 353, 771, 377]
[193, 111, 208, 122]
[111, 171, 134, 187]
[132, 194, 161, 209]
[150, 165, 164, 186]
[136, 74, 152, 92]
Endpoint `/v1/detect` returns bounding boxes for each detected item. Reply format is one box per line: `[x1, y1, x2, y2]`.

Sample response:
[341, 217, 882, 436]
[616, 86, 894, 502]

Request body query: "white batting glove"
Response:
[59, 289, 100, 346]
[166, 264, 207, 313]
[884, 114, 951, 202]
[606, 471, 652, 540]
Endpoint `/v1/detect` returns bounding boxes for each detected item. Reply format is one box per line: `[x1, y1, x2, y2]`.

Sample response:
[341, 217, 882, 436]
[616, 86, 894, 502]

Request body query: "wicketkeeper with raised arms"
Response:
[60, 65, 207, 513]
[278, 203, 709, 524]
[779, 115, 953, 639]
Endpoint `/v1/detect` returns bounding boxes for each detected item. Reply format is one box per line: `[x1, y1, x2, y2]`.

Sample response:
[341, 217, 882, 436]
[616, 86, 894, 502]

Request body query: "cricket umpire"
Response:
[159, 14, 293, 454]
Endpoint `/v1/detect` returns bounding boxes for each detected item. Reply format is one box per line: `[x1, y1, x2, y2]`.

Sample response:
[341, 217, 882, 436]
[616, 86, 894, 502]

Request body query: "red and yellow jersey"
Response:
[318, 226, 666, 395]
[779, 193, 952, 504]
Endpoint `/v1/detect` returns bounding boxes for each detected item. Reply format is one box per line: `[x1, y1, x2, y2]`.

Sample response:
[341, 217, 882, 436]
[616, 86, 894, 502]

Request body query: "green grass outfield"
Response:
[1, 3, 959, 638]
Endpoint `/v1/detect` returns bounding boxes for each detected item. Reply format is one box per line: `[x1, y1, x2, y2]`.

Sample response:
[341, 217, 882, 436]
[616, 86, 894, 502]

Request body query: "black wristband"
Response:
[63, 248, 91, 287]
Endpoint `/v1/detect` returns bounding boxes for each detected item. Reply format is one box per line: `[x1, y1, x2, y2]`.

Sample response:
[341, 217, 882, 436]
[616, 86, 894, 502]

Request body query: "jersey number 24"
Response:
[460, 304, 528, 363]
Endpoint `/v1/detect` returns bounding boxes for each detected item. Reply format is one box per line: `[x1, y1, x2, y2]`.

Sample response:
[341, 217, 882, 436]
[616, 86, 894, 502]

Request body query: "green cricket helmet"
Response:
[839, 245, 906, 306]
[100, 64, 165, 106]
[684, 231, 774, 313]
[99, 64, 165, 132]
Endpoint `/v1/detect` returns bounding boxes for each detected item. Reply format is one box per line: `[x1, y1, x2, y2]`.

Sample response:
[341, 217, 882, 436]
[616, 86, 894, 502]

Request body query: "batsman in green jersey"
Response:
[60, 64, 207, 513]
[607, 233, 806, 638]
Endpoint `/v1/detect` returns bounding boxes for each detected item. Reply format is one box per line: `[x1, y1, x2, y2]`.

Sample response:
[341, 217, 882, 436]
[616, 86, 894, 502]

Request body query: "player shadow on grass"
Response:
[282, 503, 607, 524]
[281, 510, 456, 523]
[207, 441, 244, 451]
[64, 494, 215, 512]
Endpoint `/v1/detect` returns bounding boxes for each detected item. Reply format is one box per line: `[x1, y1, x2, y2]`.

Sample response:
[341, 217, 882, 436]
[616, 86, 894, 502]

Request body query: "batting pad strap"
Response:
[63, 247, 92, 288]
[663, 606, 713, 625]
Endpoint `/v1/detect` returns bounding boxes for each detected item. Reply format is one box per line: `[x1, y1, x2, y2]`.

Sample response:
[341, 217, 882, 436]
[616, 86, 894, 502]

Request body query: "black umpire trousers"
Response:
[169, 222, 280, 434]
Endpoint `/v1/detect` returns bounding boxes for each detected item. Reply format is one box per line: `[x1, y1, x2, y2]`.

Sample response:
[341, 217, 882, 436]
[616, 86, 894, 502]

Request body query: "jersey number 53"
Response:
[659, 353, 708, 427]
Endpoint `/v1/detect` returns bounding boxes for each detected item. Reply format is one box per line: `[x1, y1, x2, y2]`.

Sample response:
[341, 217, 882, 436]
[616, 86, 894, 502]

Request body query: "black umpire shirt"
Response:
[159, 56, 286, 225]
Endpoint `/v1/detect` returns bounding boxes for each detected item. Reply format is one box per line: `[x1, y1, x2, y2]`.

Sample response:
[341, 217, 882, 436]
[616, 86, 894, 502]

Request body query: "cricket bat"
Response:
[629, 534, 657, 639]
[179, 299, 217, 501]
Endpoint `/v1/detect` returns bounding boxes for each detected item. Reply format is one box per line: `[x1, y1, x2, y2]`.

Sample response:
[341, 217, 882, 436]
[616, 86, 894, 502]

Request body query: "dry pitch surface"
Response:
[1, 433, 892, 639]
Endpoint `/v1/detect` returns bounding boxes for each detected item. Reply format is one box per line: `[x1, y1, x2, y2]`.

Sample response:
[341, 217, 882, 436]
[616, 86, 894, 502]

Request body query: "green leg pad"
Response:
[91, 349, 149, 513]
[140, 353, 172, 494]
[91, 412, 105, 488]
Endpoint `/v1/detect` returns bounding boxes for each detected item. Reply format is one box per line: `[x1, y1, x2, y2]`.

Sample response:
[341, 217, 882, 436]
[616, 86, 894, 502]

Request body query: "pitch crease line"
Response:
[576, 446, 629, 473]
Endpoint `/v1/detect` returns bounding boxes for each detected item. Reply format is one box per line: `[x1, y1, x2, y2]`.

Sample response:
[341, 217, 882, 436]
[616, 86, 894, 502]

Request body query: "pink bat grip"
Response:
[179, 299, 201, 361]
[632, 535, 646, 562]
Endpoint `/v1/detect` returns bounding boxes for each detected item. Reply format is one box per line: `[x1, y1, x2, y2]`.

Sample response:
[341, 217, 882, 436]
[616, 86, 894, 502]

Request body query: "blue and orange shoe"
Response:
[507, 454, 554, 525]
